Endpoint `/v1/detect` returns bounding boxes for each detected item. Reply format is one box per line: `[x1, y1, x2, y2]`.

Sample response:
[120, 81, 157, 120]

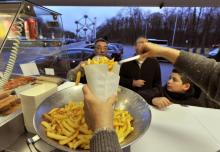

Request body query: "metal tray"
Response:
[34, 85, 151, 152]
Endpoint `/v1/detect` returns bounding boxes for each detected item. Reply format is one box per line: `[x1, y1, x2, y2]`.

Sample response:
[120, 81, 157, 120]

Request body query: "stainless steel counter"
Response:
[0, 110, 25, 151]
[0, 110, 22, 127]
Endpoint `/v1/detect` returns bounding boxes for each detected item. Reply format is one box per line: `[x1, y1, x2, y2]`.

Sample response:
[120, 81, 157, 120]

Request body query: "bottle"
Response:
[27, 17, 38, 40]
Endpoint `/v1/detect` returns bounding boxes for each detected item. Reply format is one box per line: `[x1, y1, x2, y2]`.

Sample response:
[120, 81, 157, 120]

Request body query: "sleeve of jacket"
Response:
[174, 51, 220, 104]
[90, 130, 122, 152]
[152, 59, 162, 96]
[119, 63, 133, 88]
[137, 60, 162, 104]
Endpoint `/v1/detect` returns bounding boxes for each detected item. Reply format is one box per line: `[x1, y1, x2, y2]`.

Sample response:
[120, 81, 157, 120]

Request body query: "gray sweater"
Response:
[90, 130, 122, 152]
[90, 51, 220, 152]
[175, 51, 220, 104]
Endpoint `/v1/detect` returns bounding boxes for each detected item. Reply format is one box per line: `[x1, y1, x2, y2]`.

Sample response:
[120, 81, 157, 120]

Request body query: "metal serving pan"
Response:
[34, 85, 151, 151]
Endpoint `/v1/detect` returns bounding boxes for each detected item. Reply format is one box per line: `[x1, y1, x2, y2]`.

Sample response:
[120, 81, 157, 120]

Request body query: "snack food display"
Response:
[3, 76, 35, 90]
[41, 101, 134, 150]
[0, 91, 21, 115]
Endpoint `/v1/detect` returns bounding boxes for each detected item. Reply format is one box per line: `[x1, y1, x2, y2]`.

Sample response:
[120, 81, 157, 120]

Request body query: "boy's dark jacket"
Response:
[162, 85, 200, 106]
[163, 85, 220, 109]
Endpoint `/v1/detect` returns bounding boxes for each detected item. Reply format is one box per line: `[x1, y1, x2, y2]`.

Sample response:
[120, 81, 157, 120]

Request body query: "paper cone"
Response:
[84, 64, 120, 102]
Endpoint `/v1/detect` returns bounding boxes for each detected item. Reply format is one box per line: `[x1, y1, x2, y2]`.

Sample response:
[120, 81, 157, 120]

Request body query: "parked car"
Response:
[84, 43, 123, 61]
[109, 43, 124, 54]
[64, 38, 76, 45]
[34, 48, 94, 78]
[34, 45, 123, 78]
[208, 47, 220, 61]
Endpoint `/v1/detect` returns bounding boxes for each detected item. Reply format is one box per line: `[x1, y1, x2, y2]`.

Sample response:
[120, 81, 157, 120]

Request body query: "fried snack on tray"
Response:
[3, 76, 35, 90]
[0, 93, 21, 115]
[82, 56, 117, 71]
[41, 102, 134, 150]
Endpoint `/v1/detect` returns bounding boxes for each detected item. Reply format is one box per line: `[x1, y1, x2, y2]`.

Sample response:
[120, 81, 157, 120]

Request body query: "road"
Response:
[0, 41, 173, 85]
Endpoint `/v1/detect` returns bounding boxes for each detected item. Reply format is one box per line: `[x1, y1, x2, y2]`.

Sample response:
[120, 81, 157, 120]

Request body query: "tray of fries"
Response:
[33, 85, 151, 151]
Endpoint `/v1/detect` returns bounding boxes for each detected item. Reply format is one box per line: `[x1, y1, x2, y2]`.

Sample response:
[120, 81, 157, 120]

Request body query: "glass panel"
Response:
[0, 3, 21, 50]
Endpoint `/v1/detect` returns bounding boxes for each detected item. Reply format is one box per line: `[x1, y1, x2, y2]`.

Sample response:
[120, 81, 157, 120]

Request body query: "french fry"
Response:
[41, 121, 51, 129]
[47, 132, 67, 140]
[48, 108, 59, 115]
[62, 120, 75, 133]
[43, 113, 52, 122]
[75, 71, 81, 85]
[53, 114, 67, 120]
[84, 56, 117, 71]
[41, 102, 134, 149]
[72, 139, 87, 149]
[66, 118, 79, 129]
[60, 123, 73, 137]
[79, 127, 92, 135]
[78, 134, 92, 140]
[59, 131, 78, 145]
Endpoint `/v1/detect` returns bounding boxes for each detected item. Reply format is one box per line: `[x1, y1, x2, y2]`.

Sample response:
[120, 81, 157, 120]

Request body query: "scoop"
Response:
[119, 55, 140, 64]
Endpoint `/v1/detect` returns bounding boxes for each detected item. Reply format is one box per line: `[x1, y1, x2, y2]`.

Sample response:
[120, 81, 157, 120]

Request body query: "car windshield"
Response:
[209, 48, 219, 56]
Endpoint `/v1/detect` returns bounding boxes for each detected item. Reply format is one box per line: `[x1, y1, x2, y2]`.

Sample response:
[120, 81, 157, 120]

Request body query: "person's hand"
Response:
[132, 79, 145, 87]
[140, 42, 164, 59]
[140, 42, 180, 64]
[82, 85, 117, 131]
[80, 61, 86, 68]
[152, 97, 172, 109]
[78, 61, 86, 75]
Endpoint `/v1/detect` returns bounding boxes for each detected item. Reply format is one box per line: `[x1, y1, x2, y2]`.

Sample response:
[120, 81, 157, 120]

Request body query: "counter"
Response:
[2, 82, 220, 152]
[131, 105, 220, 152]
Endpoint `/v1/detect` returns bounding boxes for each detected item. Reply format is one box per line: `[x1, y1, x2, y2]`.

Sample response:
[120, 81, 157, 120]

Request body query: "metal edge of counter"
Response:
[0, 109, 22, 127]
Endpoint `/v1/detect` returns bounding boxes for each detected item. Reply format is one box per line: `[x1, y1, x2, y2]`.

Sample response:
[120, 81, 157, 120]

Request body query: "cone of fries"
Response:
[83, 56, 120, 102]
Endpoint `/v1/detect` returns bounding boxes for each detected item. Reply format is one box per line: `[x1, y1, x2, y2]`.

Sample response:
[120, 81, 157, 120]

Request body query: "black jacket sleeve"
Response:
[137, 59, 162, 104]
[119, 63, 133, 88]
[152, 59, 162, 96]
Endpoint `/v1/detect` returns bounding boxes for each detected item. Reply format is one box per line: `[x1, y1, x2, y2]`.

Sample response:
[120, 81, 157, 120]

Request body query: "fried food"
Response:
[0, 93, 21, 115]
[41, 102, 133, 150]
[75, 71, 81, 86]
[3, 76, 35, 90]
[83, 56, 117, 71]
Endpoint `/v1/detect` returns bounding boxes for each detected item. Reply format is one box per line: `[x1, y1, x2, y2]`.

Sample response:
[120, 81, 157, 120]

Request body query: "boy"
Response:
[152, 69, 200, 109]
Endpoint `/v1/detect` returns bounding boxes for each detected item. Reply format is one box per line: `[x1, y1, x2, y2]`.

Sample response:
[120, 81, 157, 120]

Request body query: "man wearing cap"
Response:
[67, 38, 109, 83]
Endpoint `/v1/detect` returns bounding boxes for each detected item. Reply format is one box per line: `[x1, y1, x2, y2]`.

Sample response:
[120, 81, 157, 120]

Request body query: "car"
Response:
[64, 38, 76, 45]
[84, 43, 123, 61]
[109, 43, 124, 54]
[208, 47, 220, 61]
[34, 48, 94, 78]
[42, 40, 62, 47]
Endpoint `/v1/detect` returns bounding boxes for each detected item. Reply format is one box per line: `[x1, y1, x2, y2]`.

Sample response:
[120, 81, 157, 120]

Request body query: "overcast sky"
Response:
[46, 6, 162, 32]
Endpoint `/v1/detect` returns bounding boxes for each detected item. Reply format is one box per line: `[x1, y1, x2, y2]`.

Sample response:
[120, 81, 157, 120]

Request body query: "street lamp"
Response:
[171, 15, 178, 46]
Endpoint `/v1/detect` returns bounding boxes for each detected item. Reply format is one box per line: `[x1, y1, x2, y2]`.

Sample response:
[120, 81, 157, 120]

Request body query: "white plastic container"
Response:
[19, 83, 57, 133]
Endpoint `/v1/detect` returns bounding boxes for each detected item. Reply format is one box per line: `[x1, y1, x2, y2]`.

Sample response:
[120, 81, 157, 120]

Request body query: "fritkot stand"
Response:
[0, 0, 64, 151]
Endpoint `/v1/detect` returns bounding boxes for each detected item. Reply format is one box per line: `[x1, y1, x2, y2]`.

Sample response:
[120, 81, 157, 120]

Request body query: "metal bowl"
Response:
[33, 85, 151, 151]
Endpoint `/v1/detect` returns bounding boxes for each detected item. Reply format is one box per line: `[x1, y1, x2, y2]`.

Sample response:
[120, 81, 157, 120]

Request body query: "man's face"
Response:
[167, 73, 190, 93]
[94, 41, 108, 56]
[135, 37, 147, 55]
